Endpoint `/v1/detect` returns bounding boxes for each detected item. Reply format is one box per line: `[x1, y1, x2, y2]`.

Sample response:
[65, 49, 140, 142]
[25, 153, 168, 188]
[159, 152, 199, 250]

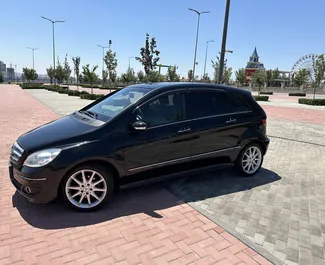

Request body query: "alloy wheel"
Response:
[241, 146, 262, 174]
[65, 169, 107, 209]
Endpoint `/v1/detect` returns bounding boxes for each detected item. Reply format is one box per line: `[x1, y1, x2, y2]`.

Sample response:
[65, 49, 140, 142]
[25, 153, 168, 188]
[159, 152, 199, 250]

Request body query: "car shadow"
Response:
[12, 167, 281, 230]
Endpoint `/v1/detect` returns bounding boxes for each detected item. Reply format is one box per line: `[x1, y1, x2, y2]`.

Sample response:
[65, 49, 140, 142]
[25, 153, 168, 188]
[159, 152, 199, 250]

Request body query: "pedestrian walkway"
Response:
[0, 85, 272, 265]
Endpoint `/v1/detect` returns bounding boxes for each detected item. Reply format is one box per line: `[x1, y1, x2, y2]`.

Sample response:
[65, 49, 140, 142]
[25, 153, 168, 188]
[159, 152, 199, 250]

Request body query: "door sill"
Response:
[120, 163, 234, 190]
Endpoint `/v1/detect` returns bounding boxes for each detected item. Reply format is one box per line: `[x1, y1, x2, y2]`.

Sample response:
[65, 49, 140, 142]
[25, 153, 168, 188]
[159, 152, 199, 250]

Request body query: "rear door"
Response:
[187, 88, 253, 163]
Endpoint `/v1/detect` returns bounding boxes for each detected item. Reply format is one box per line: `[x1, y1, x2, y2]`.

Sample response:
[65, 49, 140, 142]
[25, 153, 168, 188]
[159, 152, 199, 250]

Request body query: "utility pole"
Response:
[218, 0, 231, 84]
[188, 8, 210, 81]
[203, 40, 214, 79]
[27, 47, 38, 70]
[41, 16, 65, 84]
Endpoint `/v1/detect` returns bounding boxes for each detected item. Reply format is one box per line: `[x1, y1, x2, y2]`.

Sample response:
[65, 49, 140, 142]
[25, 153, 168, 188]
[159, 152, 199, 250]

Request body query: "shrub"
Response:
[298, 98, 325, 105]
[21, 83, 44, 89]
[260, 92, 273, 95]
[80, 94, 105, 100]
[80, 90, 89, 95]
[289, 92, 306, 96]
[254, 96, 269, 101]
[67, 90, 81, 96]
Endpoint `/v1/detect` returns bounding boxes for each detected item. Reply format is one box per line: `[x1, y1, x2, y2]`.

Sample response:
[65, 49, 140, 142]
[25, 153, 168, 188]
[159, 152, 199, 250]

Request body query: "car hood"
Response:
[17, 114, 100, 152]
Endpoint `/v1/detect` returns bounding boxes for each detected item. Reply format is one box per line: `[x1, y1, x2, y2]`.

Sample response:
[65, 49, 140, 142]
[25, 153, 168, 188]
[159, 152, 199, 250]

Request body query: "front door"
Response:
[123, 89, 194, 178]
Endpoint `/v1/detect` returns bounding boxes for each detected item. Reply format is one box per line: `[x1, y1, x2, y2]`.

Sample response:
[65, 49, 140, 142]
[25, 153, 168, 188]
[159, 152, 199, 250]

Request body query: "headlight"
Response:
[23, 148, 61, 168]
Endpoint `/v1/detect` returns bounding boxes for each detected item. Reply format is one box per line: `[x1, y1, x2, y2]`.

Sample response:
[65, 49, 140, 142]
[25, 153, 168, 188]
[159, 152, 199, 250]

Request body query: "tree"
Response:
[187, 69, 193, 81]
[0, 72, 3, 83]
[121, 67, 137, 84]
[223, 67, 232, 85]
[166, 66, 179, 81]
[293, 69, 308, 90]
[137, 70, 145, 82]
[252, 70, 267, 95]
[55, 57, 65, 84]
[22, 67, 38, 82]
[136, 33, 160, 75]
[82, 64, 99, 94]
[146, 71, 164, 82]
[312, 54, 325, 99]
[202, 73, 211, 82]
[72, 56, 81, 88]
[265, 69, 274, 87]
[102, 70, 108, 83]
[235, 68, 246, 86]
[211, 53, 229, 83]
[46, 66, 55, 84]
[272, 68, 280, 80]
[104, 40, 118, 83]
[63, 54, 71, 83]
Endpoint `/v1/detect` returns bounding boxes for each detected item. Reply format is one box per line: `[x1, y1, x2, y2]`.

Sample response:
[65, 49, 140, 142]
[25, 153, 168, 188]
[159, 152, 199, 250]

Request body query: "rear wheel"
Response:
[235, 143, 263, 176]
[61, 164, 114, 212]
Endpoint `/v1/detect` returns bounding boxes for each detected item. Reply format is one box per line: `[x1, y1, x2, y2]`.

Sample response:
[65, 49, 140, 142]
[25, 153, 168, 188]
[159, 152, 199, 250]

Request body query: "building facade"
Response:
[245, 47, 265, 83]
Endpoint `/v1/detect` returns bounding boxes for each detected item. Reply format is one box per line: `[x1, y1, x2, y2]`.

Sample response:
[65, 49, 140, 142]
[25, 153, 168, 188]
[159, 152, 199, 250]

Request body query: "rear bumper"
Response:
[9, 161, 62, 203]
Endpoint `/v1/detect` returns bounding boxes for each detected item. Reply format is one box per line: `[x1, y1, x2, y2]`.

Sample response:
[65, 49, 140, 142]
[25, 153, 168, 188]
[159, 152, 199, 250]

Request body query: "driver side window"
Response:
[137, 91, 186, 127]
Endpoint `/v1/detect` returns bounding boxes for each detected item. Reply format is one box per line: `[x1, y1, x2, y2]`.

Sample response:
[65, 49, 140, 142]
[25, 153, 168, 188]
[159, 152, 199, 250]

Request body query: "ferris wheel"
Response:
[291, 54, 322, 82]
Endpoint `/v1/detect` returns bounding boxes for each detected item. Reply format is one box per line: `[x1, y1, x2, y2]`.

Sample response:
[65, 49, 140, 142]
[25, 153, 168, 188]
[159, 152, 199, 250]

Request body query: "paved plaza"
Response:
[1, 84, 325, 264]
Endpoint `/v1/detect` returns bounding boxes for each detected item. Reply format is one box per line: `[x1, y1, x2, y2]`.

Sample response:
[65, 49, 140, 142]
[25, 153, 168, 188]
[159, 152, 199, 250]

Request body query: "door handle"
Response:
[226, 118, 237, 123]
[178, 127, 191, 133]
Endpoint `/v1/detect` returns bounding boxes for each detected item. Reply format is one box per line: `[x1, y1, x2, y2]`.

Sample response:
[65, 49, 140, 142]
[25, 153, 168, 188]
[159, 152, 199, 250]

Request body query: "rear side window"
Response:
[188, 90, 251, 119]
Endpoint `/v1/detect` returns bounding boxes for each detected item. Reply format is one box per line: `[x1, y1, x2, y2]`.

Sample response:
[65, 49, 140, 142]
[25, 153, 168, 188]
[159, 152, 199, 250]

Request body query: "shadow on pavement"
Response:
[166, 167, 281, 204]
[12, 167, 281, 230]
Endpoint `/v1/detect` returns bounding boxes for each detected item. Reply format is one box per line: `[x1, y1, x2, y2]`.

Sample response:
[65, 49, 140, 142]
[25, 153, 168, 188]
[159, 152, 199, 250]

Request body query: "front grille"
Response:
[10, 142, 24, 162]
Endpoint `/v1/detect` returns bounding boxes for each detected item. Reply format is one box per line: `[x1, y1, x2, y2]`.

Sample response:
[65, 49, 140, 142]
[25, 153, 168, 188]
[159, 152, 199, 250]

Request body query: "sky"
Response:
[1, 0, 325, 78]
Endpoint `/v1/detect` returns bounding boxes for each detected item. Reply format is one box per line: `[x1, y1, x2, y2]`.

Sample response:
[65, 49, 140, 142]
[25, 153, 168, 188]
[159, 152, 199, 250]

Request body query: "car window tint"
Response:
[138, 92, 186, 127]
[188, 91, 236, 118]
[230, 95, 252, 112]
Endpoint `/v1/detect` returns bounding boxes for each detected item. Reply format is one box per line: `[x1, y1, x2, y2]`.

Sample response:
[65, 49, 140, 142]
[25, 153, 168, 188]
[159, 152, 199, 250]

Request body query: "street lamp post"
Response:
[188, 8, 210, 81]
[41, 16, 65, 84]
[97, 45, 109, 80]
[128, 56, 135, 69]
[218, 0, 231, 84]
[203, 40, 214, 79]
[27, 47, 38, 70]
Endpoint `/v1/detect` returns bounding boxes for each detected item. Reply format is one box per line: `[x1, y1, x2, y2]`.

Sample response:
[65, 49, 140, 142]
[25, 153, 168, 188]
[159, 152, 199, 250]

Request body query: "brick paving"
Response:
[0, 86, 272, 264]
[167, 109, 325, 265]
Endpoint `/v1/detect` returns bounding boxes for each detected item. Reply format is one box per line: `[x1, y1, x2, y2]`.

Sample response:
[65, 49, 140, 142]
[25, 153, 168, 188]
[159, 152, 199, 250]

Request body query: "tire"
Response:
[60, 164, 114, 212]
[235, 142, 264, 177]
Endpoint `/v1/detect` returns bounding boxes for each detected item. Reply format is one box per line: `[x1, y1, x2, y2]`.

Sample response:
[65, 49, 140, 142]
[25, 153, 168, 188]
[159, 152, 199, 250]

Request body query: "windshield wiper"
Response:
[79, 110, 98, 119]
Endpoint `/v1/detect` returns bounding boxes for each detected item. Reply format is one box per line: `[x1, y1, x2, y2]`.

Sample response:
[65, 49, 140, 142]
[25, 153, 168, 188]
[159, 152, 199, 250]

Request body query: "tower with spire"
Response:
[245, 47, 265, 82]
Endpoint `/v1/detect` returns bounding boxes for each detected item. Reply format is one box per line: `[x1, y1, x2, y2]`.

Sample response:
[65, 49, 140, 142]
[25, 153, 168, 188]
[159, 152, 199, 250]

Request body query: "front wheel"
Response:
[61, 164, 114, 212]
[235, 143, 264, 176]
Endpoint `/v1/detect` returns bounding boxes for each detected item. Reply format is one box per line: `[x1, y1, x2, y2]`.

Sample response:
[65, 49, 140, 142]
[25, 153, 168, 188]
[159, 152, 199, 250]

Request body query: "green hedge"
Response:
[80, 94, 105, 100]
[20, 83, 44, 89]
[254, 96, 269, 101]
[260, 92, 273, 95]
[298, 98, 325, 105]
[289, 92, 306, 96]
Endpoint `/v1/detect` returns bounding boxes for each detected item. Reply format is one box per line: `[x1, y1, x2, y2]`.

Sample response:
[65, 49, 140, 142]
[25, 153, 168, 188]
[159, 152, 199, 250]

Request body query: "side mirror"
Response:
[132, 121, 147, 131]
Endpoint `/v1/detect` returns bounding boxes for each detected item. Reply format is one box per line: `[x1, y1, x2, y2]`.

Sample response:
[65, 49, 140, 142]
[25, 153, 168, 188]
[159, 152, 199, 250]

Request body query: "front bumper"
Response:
[9, 161, 62, 203]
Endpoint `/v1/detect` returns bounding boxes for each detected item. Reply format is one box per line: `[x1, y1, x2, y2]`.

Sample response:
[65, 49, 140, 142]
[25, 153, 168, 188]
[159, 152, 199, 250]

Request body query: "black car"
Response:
[9, 82, 269, 211]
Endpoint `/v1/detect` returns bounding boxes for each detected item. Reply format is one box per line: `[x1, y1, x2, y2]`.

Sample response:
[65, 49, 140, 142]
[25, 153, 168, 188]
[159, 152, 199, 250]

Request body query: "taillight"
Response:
[261, 119, 267, 124]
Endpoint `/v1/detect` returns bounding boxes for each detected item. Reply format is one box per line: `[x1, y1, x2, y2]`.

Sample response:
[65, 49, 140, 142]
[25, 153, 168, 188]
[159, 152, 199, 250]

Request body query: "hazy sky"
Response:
[1, 0, 324, 78]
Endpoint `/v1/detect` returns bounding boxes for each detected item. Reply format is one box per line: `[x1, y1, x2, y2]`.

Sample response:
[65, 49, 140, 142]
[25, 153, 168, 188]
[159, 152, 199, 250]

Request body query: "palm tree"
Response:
[82, 64, 98, 94]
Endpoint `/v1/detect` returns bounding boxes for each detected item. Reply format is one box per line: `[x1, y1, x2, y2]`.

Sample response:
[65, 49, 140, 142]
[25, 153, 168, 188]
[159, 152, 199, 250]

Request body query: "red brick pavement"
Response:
[0, 85, 273, 264]
[262, 105, 325, 125]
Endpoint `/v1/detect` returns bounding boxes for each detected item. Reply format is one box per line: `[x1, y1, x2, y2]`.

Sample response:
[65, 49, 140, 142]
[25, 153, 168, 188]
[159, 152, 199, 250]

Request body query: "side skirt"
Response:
[119, 163, 234, 190]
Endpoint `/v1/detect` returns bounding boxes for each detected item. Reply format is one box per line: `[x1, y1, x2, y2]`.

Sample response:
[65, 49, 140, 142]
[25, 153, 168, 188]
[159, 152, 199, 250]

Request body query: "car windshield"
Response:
[86, 86, 151, 121]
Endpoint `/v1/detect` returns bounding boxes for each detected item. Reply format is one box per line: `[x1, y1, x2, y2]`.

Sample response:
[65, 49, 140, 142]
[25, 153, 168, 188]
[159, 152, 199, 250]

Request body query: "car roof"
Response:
[127, 82, 251, 96]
